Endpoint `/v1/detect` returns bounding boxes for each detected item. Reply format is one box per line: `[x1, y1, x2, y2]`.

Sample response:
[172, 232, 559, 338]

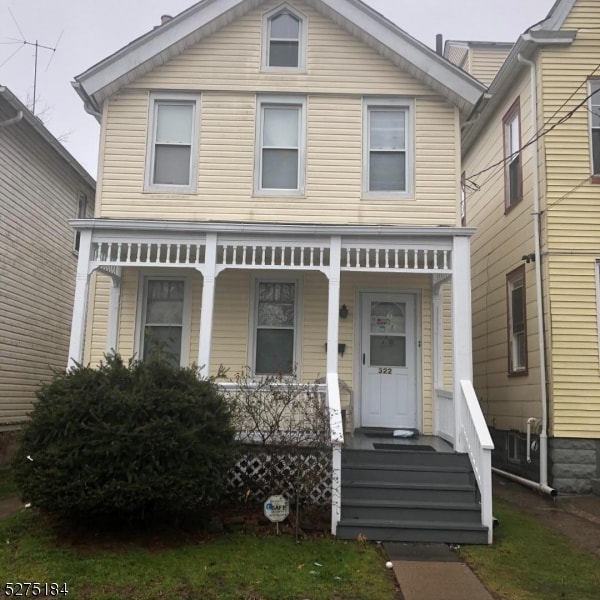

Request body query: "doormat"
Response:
[372, 443, 436, 452]
[359, 428, 420, 438]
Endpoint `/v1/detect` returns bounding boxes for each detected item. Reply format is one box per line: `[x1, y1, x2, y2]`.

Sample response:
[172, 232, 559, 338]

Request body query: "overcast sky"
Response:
[0, 0, 556, 178]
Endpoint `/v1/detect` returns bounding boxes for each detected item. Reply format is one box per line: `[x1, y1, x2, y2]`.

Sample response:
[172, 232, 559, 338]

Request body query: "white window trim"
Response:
[507, 268, 527, 374]
[261, 3, 308, 73]
[362, 97, 415, 200]
[589, 80, 600, 176]
[248, 274, 303, 376]
[135, 271, 193, 367]
[254, 95, 307, 196]
[144, 92, 201, 194]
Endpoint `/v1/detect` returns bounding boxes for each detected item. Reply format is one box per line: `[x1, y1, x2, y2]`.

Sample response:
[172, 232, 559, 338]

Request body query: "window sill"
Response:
[591, 175, 600, 184]
[253, 190, 306, 198]
[260, 66, 307, 74]
[508, 368, 528, 378]
[143, 185, 197, 195]
[362, 192, 414, 201]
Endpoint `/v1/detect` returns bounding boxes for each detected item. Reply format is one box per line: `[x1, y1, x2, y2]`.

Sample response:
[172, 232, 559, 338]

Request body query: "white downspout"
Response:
[517, 53, 555, 496]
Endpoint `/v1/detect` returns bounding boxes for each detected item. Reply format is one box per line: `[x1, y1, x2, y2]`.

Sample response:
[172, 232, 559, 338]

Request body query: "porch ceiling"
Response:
[71, 219, 473, 276]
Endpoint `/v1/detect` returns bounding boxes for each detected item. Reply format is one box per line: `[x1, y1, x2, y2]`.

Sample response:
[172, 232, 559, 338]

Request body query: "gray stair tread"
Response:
[341, 481, 475, 490]
[342, 463, 472, 472]
[342, 499, 480, 510]
[337, 518, 488, 531]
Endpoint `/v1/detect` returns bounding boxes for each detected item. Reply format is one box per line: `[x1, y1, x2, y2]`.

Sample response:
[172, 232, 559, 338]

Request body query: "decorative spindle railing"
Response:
[89, 238, 453, 275]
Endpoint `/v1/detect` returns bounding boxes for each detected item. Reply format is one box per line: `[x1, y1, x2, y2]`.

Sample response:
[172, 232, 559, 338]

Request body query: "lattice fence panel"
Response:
[225, 447, 332, 506]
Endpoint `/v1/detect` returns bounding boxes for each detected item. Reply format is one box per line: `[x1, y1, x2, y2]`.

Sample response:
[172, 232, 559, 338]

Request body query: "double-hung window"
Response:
[256, 96, 306, 194]
[507, 266, 527, 375]
[254, 281, 298, 375]
[503, 99, 522, 209]
[589, 80, 600, 177]
[262, 5, 306, 70]
[363, 99, 414, 198]
[140, 277, 189, 367]
[145, 93, 200, 192]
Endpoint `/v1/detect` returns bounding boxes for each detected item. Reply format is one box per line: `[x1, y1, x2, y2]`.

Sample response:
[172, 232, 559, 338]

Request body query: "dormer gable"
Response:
[73, 0, 484, 118]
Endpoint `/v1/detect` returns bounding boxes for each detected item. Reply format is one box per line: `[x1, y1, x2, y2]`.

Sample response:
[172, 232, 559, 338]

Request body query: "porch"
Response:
[68, 219, 494, 543]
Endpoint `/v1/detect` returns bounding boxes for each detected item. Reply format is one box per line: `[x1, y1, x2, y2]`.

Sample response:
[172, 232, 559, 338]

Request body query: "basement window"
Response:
[507, 431, 520, 464]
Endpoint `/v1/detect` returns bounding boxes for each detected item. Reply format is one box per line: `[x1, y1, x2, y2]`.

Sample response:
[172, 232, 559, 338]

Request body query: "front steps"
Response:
[336, 447, 489, 544]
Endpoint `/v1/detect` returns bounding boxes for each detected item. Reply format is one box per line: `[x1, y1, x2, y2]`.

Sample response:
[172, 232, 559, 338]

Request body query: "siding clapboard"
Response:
[98, 0, 460, 227]
[0, 99, 94, 427]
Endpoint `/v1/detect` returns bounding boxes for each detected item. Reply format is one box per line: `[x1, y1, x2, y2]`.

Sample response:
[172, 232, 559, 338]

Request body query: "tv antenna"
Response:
[6, 7, 63, 115]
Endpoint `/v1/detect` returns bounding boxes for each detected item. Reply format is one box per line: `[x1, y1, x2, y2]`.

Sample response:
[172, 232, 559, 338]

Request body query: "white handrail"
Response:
[458, 379, 494, 544]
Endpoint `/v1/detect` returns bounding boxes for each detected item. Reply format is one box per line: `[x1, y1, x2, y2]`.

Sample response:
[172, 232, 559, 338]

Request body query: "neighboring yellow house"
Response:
[0, 86, 95, 453]
[444, 40, 513, 87]
[70, 0, 495, 542]
[463, 0, 600, 494]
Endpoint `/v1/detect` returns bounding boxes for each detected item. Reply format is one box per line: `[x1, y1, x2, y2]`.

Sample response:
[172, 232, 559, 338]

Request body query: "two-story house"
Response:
[0, 86, 95, 462]
[462, 0, 600, 495]
[70, 0, 495, 542]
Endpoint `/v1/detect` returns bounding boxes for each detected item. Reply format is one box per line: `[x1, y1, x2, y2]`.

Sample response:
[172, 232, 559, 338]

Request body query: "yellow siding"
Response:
[133, 0, 434, 96]
[464, 69, 544, 432]
[98, 0, 460, 227]
[537, 0, 600, 437]
[469, 47, 511, 87]
[88, 275, 110, 363]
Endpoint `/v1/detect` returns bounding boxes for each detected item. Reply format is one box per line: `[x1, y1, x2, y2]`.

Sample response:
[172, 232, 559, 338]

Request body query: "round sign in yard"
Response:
[264, 494, 289, 523]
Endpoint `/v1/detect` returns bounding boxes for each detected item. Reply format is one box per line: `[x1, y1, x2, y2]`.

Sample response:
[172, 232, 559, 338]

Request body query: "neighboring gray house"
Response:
[0, 86, 95, 451]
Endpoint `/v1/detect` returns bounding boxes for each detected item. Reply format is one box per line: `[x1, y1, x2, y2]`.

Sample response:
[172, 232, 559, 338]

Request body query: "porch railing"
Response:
[458, 379, 494, 544]
[434, 388, 454, 444]
[216, 378, 343, 535]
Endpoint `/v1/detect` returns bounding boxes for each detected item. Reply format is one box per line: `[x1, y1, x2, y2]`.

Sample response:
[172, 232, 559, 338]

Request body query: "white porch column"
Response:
[67, 229, 92, 370]
[106, 268, 122, 354]
[452, 235, 473, 452]
[326, 236, 342, 376]
[432, 282, 442, 391]
[197, 233, 218, 376]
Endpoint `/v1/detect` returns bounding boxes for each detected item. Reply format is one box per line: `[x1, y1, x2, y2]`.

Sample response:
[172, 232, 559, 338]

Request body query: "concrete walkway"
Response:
[384, 542, 494, 600]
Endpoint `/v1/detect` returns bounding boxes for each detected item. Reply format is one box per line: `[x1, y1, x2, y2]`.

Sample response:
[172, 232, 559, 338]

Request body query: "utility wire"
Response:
[546, 176, 592, 210]
[465, 83, 600, 188]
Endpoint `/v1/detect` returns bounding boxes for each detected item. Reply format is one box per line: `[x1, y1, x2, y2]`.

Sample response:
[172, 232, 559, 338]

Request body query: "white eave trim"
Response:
[535, 0, 577, 31]
[73, 0, 484, 112]
[462, 29, 576, 154]
[69, 218, 475, 238]
[0, 86, 96, 189]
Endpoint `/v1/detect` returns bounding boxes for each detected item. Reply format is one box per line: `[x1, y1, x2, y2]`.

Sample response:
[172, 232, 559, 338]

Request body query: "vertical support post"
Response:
[451, 236, 473, 452]
[106, 267, 122, 354]
[327, 236, 342, 536]
[327, 236, 342, 377]
[67, 229, 92, 370]
[432, 279, 442, 436]
[197, 233, 218, 377]
[331, 444, 342, 535]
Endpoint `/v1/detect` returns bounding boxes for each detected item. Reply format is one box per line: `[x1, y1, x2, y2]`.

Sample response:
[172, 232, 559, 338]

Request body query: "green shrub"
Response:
[13, 354, 236, 522]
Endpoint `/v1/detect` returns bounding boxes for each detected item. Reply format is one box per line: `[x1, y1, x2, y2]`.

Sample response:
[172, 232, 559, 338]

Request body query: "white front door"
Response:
[360, 293, 417, 429]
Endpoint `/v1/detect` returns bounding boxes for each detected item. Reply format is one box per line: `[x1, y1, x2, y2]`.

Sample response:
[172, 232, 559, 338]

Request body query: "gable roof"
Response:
[0, 86, 95, 189]
[461, 0, 578, 153]
[73, 0, 485, 117]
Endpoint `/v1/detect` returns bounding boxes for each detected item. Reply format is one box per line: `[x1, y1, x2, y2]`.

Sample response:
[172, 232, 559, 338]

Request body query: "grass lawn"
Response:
[0, 468, 17, 500]
[0, 511, 397, 600]
[461, 499, 600, 600]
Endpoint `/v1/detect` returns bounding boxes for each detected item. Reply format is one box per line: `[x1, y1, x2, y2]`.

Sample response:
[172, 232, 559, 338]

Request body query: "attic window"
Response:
[262, 5, 306, 71]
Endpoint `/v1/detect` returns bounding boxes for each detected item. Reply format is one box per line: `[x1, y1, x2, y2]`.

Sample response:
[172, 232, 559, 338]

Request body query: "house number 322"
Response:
[378, 368, 392, 374]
